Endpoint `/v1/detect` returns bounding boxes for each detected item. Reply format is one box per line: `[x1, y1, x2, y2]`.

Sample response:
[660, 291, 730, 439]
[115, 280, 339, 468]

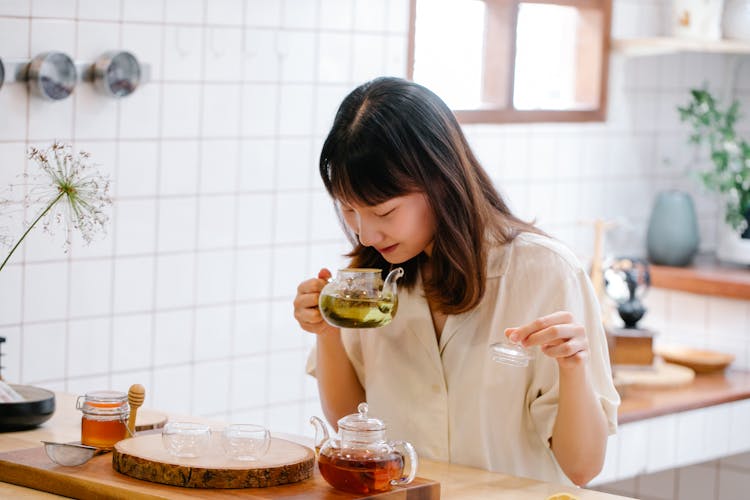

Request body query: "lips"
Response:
[377, 244, 398, 254]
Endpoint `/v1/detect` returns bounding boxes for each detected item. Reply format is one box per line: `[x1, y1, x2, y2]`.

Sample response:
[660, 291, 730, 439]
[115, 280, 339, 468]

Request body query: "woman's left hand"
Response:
[506, 311, 589, 369]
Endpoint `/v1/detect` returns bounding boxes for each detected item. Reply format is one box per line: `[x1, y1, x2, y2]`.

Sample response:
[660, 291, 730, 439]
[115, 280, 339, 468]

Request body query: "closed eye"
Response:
[375, 207, 396, 217]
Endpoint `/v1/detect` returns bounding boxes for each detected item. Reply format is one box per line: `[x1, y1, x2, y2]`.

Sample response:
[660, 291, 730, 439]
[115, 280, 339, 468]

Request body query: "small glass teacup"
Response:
[162, 421, 211, 458]
[221, 424, 271, 461]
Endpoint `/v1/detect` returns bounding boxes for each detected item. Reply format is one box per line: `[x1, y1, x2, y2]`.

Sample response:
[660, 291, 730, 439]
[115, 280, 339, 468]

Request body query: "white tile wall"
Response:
[593, 400, 750, 499]
[0, 0, 748, 475]
[595, 266, 750, 498]
[597, 451, 750, 500]
[642, 290, 750, 370]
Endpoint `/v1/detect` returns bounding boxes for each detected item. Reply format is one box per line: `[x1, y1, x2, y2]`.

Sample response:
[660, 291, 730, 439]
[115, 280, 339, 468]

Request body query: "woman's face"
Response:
[340, 192, 436, 263]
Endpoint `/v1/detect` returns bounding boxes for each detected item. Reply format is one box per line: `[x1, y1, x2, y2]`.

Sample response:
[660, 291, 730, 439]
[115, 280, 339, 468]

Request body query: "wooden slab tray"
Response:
[134, 409, 168, 432]
[113, 434, 314, 488]
[0, 445, 440, 499]
[615, 362, 695, 389]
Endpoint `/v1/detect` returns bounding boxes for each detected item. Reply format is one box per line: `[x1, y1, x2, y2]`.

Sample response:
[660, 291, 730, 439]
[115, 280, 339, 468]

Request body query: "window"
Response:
[407, 0, 612, 123]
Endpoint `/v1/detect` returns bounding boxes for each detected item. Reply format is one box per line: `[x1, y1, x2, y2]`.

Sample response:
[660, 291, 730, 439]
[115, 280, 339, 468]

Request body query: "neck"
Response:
[420, 257, 431, 282]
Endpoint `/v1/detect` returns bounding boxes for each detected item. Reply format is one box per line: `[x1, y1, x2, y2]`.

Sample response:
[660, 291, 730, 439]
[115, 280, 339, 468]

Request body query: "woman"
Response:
[293, 77, 619, 486]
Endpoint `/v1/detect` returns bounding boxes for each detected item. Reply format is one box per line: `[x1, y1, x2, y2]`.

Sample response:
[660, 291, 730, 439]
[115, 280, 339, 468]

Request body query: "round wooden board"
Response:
[654, 346, 735, 374]
[112, 434, 314, 488]
[615, 362, 695, 389]
[135, 409, 168, 431]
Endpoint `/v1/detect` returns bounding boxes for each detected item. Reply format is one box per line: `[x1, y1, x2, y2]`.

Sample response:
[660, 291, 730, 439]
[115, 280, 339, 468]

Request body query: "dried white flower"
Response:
[0, 141, 111, 272]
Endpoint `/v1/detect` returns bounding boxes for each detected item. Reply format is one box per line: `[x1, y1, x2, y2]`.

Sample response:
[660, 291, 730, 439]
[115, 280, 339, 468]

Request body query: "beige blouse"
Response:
[307, 232, 620, 485]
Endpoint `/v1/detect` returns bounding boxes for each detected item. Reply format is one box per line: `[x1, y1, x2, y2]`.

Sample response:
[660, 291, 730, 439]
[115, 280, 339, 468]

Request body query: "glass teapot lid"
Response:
[337, 402, 385, 433]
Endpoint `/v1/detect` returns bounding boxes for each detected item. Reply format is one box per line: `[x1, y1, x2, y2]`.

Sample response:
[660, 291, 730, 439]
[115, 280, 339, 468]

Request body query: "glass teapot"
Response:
[310, 402, 417, 494]
[318, 267, 404, 328]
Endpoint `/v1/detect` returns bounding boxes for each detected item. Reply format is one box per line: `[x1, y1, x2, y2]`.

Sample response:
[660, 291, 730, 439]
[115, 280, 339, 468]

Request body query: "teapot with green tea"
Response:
[319, 268, 404, 328]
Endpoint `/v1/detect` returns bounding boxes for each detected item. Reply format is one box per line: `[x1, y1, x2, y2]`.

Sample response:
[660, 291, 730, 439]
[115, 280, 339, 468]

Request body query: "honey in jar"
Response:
[76, 390, 129, 449]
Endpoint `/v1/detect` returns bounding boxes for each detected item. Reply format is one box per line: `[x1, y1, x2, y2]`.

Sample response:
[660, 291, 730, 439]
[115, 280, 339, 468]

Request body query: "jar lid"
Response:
[83, 390, 126, 402]
[76, 390, 128, 415]
[337, 402, 385, 432]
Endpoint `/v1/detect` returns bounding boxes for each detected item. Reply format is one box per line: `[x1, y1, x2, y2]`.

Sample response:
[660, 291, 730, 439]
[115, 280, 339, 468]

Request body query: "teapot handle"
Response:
[309, 416, 331, 458]
[389, 440, 418, 486]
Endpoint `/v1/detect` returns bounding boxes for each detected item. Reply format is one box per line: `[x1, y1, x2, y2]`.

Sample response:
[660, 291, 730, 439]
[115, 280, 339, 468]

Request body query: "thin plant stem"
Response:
[0, 191, 64, 272]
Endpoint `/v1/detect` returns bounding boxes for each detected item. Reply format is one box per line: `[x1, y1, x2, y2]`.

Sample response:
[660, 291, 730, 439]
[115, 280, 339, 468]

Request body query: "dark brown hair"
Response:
[319, 77, 538, 314]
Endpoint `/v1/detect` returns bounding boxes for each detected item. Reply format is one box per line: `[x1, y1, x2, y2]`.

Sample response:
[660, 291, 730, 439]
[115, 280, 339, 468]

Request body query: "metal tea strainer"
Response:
[42, 441, 100, 466]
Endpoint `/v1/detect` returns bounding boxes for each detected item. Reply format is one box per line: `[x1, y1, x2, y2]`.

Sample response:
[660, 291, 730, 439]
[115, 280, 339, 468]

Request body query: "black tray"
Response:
[0, 384, 55, 432]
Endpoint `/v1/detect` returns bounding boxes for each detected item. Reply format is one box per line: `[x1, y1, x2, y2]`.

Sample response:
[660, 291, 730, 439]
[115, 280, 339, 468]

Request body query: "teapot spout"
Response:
[383, 267, 404, 298]
[309, 416, 330, 456]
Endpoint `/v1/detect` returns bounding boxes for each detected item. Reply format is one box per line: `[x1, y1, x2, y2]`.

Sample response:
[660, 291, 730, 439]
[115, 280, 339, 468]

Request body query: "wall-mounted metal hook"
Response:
[78, 51, 143, 98]
[28, 52, 78, 101]
[1, 51, 150, 100]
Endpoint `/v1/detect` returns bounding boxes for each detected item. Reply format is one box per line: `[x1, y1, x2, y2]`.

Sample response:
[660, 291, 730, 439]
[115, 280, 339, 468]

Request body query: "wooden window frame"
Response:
[407, 0, 612, 124]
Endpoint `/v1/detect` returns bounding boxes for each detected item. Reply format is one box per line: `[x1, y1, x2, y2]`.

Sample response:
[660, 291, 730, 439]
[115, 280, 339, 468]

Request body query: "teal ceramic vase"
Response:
[646, 190, 700, 267]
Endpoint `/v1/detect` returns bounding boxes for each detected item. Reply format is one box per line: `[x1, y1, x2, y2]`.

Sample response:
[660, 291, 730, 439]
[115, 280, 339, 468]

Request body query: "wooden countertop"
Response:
[617, 369, 750, 424]
[650, 254, 750, 300]
[0, 393, 632, 500]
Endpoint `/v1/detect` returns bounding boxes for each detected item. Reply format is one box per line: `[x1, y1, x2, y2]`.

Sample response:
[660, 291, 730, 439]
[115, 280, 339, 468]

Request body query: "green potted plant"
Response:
[678, 87, 750, 265]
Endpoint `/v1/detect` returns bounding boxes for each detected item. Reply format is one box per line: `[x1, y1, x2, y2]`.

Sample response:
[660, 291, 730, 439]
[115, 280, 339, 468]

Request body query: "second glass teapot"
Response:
[319, 267, 404, 328]
[310, 403, 417, 495]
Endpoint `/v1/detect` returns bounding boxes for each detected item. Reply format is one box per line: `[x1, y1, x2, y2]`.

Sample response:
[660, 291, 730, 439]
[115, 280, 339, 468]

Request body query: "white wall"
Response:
[0, 0, 748, 458]
[597, 450, 750, 500]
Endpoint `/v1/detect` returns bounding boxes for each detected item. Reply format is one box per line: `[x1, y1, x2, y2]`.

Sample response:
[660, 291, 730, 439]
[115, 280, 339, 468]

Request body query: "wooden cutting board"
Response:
[113, 435, 313, 488]
[614, 362, 695, 389]
[134, 410, 168, 432]
[0, 445, 439, 499]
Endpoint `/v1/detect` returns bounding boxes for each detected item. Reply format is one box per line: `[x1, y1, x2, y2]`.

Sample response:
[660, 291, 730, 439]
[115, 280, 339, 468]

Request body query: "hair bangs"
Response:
[325, 151, 414, 208]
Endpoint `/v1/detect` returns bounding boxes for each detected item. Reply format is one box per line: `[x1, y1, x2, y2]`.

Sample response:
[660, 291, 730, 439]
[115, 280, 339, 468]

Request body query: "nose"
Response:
[356, 216, 382, 247]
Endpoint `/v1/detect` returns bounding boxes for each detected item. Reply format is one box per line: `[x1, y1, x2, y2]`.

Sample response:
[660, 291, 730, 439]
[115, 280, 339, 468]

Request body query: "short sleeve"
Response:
[528, 263, 620, 448]
[305, 330, 367, 389]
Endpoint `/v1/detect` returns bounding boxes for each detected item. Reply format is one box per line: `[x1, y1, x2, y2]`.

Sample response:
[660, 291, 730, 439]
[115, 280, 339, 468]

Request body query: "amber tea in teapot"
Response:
[319, 268, 404, 329]
[318, 449, 404, 494]
[310, 402, 417, 494]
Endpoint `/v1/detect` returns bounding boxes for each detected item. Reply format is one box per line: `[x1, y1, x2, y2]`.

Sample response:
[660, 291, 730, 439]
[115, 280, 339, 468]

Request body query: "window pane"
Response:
[413, 0, 485, 109]
[514, 2, 600, 111]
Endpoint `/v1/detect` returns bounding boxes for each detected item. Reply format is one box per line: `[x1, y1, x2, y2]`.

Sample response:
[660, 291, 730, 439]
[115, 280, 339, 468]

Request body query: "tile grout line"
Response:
[63, 0, 83, 393]
[187, 0, 210, 417]
[147, 0, 168, 409]
[17, 1, 33, 384]
[226, 0, 249, 422]
[106, 0, 125, 391]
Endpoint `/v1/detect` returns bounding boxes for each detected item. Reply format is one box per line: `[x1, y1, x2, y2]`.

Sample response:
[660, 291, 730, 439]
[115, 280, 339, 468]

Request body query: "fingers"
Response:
[294, 307, 325, 332]
[505, 311, 589, 363]
[523, 324, 578, 348]
[293, 286, 320, 309]
[507, 311, 575, 344]
[296, 276, 327, 295]
[294, 270, 333, 334]
[293, 292, 328, 332]
[542, 340, 588, 362]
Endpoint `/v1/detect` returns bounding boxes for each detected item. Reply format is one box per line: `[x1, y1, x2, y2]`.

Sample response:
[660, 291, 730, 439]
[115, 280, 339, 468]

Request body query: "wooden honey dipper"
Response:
[126, 384, 145, 436]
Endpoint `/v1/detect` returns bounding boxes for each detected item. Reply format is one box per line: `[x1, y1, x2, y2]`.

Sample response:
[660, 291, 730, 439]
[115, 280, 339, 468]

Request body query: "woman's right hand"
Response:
[294, 268, 340, 336]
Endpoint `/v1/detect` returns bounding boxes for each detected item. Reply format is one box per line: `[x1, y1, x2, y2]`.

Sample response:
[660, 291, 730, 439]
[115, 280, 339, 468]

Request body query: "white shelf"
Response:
[612, 36, 750, 57]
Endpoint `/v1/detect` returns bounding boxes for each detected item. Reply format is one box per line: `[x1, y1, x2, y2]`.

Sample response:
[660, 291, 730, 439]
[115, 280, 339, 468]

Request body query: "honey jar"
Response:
[76, 390, 129, 449]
